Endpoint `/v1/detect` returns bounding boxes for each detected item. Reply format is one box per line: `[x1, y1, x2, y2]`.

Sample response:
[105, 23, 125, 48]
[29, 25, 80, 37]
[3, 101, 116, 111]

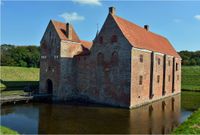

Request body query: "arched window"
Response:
[111, 35, 117, 43]
[99, 36, 103, 44]
[111, 51, 118, 65]
[97, 53, 104, 65]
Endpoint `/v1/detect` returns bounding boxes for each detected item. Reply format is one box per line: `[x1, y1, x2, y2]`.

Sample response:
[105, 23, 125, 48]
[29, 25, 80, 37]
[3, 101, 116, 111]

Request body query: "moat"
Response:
[1, 91, 200, 134]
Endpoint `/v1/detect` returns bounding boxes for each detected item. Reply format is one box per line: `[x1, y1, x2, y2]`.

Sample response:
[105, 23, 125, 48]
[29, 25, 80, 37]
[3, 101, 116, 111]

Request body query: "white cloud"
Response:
[194, 15, 200, 21]
[59, 12, 85, 22]
[72, 0, 102, 6]
[173, 19, 182, 23]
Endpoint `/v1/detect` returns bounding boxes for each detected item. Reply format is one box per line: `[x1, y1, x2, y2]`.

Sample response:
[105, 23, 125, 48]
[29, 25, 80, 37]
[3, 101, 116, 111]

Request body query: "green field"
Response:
[0, 66, 39, 89]
[181, 66, 200, 91]
[181, 91, 200, 111]
[0, 125, 19, 135]
[172, 108, 200, 134]
[0, 66, 39, 96]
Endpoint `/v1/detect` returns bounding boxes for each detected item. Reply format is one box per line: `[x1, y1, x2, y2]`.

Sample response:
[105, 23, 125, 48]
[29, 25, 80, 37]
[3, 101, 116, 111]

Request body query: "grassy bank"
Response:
[0, 66, 39, 89]
[0, 66, 39, 97]
[182, 66, 200, 91]
[0, 125, 19, 135]
[172, 108, 200, 134]
[181, 91, 200, 111]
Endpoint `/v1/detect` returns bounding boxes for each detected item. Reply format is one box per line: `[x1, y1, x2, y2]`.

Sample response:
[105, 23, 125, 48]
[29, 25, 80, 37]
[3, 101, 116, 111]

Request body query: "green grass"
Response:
[181, 91, 200, 111]
[181, 66, 200, 91]
[0, 90, 28, 97]
[0, 66, 39, 97]
[172, 108, 200, 134]
[0, 66, 39, 88]
[0, 125, 19, 135]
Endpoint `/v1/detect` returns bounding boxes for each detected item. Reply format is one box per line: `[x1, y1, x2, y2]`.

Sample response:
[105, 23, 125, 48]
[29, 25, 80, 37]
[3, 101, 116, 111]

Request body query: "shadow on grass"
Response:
[0, 79, 39, 91]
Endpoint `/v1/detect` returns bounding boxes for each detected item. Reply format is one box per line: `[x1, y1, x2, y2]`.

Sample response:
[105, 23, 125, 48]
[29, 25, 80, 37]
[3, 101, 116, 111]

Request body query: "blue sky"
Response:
[1, 0, 200, 51]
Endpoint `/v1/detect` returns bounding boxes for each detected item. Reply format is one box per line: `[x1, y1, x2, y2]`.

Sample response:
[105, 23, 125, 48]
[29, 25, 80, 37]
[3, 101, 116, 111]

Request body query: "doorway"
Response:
[46, 79, 53, 95]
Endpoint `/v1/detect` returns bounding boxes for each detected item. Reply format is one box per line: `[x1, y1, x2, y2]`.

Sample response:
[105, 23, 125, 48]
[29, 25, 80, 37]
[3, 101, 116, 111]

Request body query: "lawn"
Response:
[0, 66, 39, 89]
[0, 125, 19, 135]
[181, 66, 200, 91]
[181, 91, 200, 111]
[172, 108, 200, 134]
[0, 66, 39, 97]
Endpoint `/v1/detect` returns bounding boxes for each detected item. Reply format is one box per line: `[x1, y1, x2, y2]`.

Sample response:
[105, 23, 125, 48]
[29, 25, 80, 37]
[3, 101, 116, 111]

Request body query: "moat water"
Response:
[1, 91, 200, 134]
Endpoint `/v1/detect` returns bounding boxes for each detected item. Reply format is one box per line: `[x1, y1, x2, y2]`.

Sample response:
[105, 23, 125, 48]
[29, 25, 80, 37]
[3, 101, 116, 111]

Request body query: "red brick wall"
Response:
[164, 55, 173, 96]
[75, 13, 132, 107]
[173, 58, 181, 93]
[130, 48, 151, 107]
[152, 53, 164, 99]
[130, 49, 181, 108]
[39, 21, 61, 95]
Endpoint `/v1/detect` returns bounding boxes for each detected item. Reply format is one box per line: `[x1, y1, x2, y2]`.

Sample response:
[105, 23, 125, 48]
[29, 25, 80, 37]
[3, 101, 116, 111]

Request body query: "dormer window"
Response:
[99, 36, 103, 44]
[111, 35, 117, 43]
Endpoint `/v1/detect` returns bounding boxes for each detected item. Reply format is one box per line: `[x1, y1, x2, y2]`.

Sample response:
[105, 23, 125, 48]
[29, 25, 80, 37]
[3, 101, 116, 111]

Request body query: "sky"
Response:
[1, 0, 200, 51]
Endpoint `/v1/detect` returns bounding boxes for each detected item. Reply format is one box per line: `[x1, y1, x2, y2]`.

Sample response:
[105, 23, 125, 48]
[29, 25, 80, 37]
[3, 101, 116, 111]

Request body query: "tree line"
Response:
[1, 44, 40, 67]
[0, 44, 200, 67]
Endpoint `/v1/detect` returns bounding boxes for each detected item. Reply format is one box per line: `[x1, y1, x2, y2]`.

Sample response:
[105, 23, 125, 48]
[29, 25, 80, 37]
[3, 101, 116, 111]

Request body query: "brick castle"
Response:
[39, 7, 181, 108]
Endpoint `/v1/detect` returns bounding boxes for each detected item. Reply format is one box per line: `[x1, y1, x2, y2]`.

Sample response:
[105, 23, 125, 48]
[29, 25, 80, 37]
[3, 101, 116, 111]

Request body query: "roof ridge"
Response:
[111, 14, 180, 58]
[51, 19, 81, 43]
[113, 15, 167, 39]
[51, 19, 65, 24]
[81, 40, 92, 43]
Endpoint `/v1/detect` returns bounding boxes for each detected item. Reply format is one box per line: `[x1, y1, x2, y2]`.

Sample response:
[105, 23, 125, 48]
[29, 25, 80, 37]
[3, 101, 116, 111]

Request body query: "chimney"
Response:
[66, 23, 72, 40]
[109, 7, 116, 15]
[144, 25, 149, 31]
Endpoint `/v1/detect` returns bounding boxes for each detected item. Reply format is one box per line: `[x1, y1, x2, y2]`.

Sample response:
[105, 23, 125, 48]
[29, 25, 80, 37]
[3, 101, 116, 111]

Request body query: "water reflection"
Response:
[1, 94, 183, 134]
[128, 95, 180, 134]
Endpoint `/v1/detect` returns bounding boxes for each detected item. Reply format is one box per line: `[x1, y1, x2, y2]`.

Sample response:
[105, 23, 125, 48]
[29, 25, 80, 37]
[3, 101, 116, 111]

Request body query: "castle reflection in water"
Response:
[1, 94, 181, 134]
[37, 94, 180, 134]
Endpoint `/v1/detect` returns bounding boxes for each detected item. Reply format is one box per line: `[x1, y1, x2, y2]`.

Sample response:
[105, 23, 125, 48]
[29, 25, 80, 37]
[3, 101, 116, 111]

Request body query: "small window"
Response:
[49, 31, 51, 38]
[176, 63, 178, 71]
[111, 35, 117, 43]
[177, 75, 179, 81]
[168, 75, 170, 82]
[140, 54, 143, 63]
[157, 75, 160, 83]
[97, 53, 104, 65]
[168, 60, 170, 66]
[139, 75, 143, 85]
[99, 36, 103, 44]
[48, 66, 51, 71]
[158, 58, 161, 65]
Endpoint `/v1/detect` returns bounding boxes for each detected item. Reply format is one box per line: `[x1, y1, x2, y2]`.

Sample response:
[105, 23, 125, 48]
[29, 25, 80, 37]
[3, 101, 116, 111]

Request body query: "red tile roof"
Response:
[81, 40, 93, 50]
[51, 20, 93, 56]
[51, 20, 81, 43]
[51, 20, 93, 49]
[112, 15, 180, 58]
